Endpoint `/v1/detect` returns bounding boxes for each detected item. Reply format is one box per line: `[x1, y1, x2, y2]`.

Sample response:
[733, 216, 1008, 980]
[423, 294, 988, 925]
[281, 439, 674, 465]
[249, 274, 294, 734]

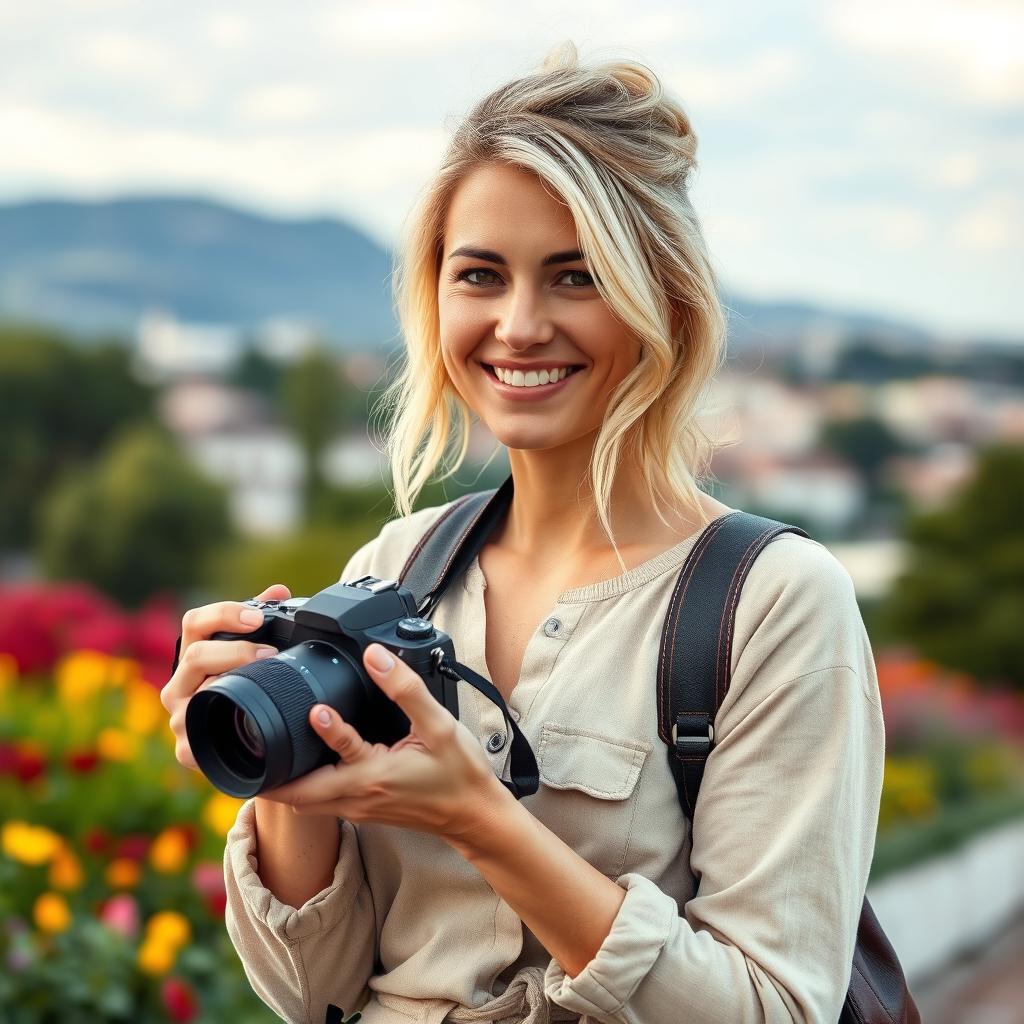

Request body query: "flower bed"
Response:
[1, 583, 1021, 1020]
[872, 649, 1024, 879]
[0, 583, 277, 1022]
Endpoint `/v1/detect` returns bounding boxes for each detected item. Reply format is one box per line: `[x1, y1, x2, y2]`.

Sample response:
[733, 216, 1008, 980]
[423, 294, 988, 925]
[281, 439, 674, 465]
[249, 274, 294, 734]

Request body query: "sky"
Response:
[0, 0, 1021, 340]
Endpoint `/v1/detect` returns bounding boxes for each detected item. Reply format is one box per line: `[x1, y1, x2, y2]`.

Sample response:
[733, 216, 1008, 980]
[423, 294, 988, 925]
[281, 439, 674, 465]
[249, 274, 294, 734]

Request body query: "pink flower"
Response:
[98, 893, 139, 939]
[192, 861, 227, 919]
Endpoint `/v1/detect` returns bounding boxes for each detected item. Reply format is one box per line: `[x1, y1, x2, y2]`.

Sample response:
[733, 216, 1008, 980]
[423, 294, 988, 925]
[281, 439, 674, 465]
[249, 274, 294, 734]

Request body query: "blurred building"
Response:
[134, 309, 244, 383]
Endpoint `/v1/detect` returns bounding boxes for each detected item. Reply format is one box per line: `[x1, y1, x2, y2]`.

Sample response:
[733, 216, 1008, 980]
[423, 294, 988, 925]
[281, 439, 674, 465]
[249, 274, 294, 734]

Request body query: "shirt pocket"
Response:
[535, 723, 651, 878]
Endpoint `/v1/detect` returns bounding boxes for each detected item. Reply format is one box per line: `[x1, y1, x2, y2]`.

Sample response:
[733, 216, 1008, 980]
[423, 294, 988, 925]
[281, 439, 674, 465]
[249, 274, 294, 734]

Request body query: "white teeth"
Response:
[493, 366, 572, 387]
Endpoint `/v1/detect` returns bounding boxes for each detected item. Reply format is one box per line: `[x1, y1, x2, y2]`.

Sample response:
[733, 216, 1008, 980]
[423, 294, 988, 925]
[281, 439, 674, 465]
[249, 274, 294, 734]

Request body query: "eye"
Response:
[558, 269, 594, 288]
[451, 267, 595, 288]
[454, 267, 501, 286]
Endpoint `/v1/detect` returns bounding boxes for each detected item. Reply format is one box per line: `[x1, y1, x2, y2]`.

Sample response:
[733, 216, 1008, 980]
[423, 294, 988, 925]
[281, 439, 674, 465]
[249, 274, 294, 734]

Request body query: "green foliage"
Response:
[208, 464, 513, 605]
[882, 442, 1024, 690]
[870, 789, 1024, 882]
[0, 324, 155, 550]
[205, 522, 383, 603]
[36, 425, 233, 608]
[818, 414, 911, 495]
[280, 346, 364, 514]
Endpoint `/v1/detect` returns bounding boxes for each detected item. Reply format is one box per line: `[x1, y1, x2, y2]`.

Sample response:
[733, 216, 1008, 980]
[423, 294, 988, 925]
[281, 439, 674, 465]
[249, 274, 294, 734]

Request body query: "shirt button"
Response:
[543, 617, 562, 637]
[486, 732, 506, 753]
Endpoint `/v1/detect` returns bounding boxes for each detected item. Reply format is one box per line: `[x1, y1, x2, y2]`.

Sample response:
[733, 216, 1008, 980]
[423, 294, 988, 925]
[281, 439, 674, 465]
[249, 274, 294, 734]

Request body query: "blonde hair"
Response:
[374, 40, 728, 571]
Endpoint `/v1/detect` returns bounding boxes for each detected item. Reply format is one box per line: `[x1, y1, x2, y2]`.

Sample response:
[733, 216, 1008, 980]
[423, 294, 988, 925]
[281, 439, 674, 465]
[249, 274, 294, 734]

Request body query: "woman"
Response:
[162, 42, 884, 1024]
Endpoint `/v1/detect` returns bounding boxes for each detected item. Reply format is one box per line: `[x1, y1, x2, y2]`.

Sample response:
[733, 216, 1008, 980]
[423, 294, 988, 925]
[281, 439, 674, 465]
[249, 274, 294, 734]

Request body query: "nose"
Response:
[493, 285, 555, 349]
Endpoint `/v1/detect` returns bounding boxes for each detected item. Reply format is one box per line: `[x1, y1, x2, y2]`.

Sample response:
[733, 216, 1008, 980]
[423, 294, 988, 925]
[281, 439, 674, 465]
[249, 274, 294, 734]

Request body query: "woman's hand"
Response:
[258, 643, 511, 848]
[161, 583, 290, 771]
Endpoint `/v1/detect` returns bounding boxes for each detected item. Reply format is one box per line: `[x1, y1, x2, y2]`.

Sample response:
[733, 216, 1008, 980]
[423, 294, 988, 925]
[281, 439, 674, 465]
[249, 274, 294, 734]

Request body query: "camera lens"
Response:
[185, 640, 385, 798]
[234, 706, 265, 758]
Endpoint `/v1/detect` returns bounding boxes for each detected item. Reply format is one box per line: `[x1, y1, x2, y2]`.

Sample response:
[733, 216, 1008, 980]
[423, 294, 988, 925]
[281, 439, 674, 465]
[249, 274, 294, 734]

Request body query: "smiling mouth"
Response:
[480, 363, 585, 383]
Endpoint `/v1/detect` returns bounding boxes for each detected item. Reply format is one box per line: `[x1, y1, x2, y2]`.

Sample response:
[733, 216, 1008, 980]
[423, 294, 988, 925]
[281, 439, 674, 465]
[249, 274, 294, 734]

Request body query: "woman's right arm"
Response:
[162, 583, 378, 1024]
[252, 797, 341, 910]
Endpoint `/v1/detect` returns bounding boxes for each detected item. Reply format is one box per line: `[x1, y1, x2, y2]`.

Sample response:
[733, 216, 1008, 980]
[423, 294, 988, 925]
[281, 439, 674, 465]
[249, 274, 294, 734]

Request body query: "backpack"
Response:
[396, 473, 921, 1024]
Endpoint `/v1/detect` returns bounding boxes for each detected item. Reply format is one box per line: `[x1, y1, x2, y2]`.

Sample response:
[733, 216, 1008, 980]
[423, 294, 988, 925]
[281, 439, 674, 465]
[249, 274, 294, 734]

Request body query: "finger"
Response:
[161, 639, 278, 709]
[179, 583, 292, 651]
[308, 705, 372, 764]
[362, 644, 454, 749]
[264, 759, 367, 808]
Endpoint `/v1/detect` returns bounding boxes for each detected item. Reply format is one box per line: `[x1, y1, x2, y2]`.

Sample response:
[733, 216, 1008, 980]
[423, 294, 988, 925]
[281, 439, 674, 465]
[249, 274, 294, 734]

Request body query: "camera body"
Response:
[185, 575, 459, 797]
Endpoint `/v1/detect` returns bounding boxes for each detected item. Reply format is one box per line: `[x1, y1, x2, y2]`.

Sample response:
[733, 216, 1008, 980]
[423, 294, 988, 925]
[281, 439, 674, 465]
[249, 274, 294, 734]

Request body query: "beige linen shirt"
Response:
[223, 497, 885, 1024]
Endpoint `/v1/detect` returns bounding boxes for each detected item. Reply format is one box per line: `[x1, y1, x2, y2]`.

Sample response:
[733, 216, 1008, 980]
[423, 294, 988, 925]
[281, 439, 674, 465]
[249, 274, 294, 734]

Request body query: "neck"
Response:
[496, 436, 699, 562]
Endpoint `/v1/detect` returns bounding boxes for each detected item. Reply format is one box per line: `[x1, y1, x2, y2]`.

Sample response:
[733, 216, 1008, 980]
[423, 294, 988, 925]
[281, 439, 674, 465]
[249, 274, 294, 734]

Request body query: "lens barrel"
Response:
[185, 640, 371, 797]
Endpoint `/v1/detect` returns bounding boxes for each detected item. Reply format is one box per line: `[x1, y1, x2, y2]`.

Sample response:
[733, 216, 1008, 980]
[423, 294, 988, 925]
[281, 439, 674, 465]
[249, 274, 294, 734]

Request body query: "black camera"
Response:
[184, 576, 460, 798]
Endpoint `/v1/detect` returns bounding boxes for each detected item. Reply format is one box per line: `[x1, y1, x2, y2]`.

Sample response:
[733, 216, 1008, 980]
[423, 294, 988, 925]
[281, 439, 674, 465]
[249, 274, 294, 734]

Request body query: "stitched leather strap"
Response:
[655, 510, 808, 819]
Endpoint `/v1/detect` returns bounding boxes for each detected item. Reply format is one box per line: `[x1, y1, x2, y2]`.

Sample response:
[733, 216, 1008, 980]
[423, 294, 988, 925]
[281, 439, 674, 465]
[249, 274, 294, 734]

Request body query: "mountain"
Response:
[0, 195, 1015, 353]
[0, 196, 398, 346]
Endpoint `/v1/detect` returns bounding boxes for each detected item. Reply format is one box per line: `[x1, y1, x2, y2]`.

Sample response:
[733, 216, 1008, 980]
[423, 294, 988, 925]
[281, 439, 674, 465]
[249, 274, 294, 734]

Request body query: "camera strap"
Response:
[397, 474, 543, 800]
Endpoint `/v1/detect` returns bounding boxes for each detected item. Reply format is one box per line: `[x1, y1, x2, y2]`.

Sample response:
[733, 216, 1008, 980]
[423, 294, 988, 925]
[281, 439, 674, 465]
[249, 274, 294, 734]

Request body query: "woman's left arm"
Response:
[453, 662, 885, 1024]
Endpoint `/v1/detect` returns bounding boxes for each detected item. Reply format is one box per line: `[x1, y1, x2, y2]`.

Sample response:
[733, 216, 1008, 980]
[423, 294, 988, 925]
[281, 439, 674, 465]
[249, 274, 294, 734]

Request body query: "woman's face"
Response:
[437, 161, 642, 453]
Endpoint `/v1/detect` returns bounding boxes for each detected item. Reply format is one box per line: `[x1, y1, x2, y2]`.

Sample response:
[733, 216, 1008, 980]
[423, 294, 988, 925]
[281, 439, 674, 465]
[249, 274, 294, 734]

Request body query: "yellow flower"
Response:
[34, 892, 72, 934]
[145, 910, 191, 948]
[106, 656, 139, 688]
[56, 650, 113, 705]
[106, 858, 142, 889]
[137, 938, 176, 976]
[97, 727, 140, 762]
[49, 844, 85, 890]
[2, 821, 63, 866]
[149, 828, 189, 874]
[203, 792, 244, 838]
[123, 681, 164, 735]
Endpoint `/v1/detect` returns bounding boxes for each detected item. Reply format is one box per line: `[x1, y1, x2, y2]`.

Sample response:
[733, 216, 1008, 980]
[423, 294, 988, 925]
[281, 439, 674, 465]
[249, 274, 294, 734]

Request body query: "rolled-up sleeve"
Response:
[223, 798, 377, 1024]
[544, 662, 885, 1023]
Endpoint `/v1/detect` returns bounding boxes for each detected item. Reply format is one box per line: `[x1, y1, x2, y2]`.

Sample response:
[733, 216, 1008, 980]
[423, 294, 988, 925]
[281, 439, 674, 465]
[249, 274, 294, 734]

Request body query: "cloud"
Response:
[826, 0, 1024, 107]
[237, 83, 328, 126]
[949, 191, 1020, 250]
[0, 100, 446, 236]
[665, 48, 803, 110]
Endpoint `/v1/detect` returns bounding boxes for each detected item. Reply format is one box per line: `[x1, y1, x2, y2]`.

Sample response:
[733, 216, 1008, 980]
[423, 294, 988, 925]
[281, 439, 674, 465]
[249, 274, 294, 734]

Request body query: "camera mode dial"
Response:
[396, 617, 435, 640]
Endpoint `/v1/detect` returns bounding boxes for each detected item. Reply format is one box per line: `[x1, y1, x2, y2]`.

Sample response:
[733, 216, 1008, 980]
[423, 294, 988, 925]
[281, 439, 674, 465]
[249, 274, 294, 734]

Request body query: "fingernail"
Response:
[241, 609, 263, 626]
[316, 707, 331, 725]
[256, 647, 278, 659]
[366, 645, 394, 672]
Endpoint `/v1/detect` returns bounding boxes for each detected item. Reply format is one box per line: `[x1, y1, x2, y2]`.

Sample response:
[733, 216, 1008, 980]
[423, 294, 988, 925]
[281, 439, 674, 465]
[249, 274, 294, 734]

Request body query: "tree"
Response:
[0, 323, 155, 550]
[883, 442, 1024, 690]
[819, 414, 911, 498]
[279, 345, 350, 519]
[37, 425, 234, 608]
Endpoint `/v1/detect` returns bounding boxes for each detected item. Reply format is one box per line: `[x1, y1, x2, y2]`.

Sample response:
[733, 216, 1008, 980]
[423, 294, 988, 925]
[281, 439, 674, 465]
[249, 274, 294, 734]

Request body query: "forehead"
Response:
[443, 163, 579, 249]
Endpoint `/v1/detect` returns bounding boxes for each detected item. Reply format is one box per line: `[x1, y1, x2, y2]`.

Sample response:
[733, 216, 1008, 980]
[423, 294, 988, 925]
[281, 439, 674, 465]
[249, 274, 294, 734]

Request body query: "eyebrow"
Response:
[446, 246, 585, 266]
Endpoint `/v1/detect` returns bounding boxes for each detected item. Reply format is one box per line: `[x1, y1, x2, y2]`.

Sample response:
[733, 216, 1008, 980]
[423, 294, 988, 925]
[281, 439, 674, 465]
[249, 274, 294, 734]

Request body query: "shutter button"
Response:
[486, 732, 506, 753]
[543, 617, 562, 637]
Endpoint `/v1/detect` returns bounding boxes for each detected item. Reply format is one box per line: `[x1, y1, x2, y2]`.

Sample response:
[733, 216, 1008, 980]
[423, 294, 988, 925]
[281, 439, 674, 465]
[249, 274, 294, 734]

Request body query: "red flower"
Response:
[84, 827, 111, 856]
[160, 976, 199, 1023]
[0, 742, 19, 776]
[114, 833, 150, 862]
[177, 823, 199, 853]
[66, 748, 101, 774]
[0, 582, 184, 679]
[13, 742, 46, 783]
